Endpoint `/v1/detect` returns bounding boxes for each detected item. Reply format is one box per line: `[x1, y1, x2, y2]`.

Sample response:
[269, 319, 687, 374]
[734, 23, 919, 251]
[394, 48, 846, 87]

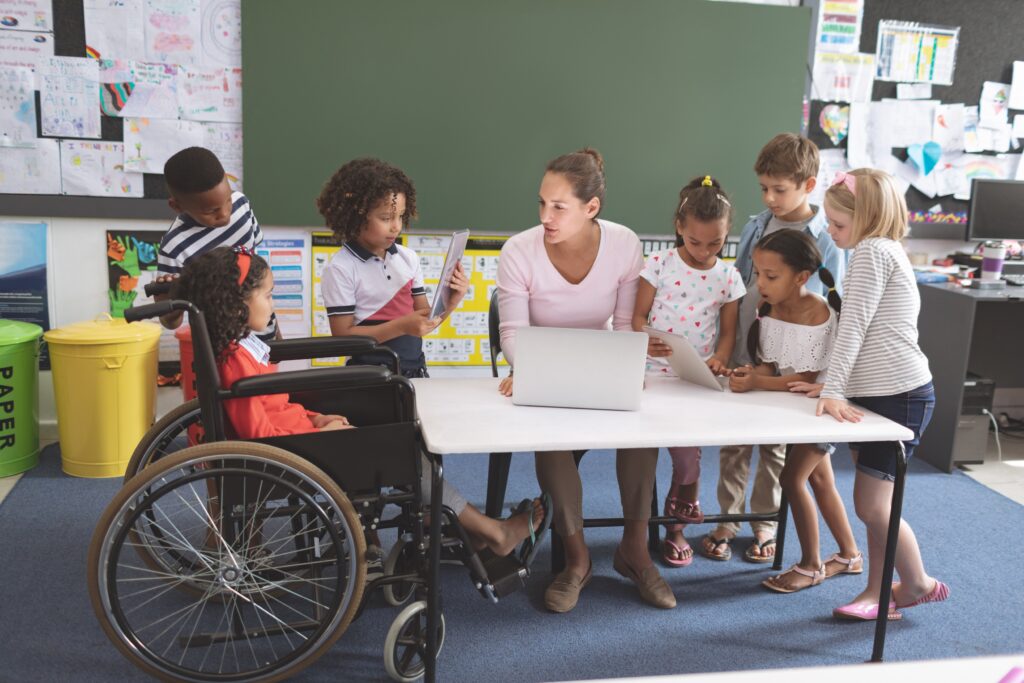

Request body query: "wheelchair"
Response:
[87, 297, 541, 683]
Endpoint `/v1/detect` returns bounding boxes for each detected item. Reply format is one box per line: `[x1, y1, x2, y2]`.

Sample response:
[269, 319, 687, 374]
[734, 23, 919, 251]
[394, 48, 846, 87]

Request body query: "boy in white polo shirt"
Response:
[316, 157, 467, 378]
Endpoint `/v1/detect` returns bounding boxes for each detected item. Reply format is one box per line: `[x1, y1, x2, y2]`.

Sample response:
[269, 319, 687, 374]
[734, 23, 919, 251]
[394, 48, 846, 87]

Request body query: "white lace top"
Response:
[758, 301, 837, 379]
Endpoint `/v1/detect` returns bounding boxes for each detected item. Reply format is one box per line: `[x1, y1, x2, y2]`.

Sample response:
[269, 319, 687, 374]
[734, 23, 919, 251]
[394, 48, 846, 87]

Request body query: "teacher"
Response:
[496, 148, 675, 612]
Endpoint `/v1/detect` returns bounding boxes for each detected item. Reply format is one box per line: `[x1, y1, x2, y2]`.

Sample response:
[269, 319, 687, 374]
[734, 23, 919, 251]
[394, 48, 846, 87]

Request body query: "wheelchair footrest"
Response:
[480, 552, 528, 599]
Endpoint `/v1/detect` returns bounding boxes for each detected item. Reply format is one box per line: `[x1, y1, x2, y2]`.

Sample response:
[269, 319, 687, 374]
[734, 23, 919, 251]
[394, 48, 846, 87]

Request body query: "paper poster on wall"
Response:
[809, 149, 850, 206]
[203, 121, 242, 189]
[256, 234, 309, 340]
[875, 21, 959, 86]
[200, 0, 241, 67]
[0, 138, 59, 193]
[60, 141, 145, 198]
[1010, 62, 1024, 112]
[310, 233, 343, 367]
[933, 103, 965, 153]
[84, 0, 145, 60]
[811, 52, 874, 103]
[0, 222, 50, 369]
[39, 56, 101, 138]
[0, 0, 52, 32]
[123, 116, 205, 173]
[814, 0, 863, 55]
[99, 59, 179, 119]
[0, 65, 37, 147]
[177, 65, 241, 121]
[0, 29, 52, 71]
[144, 0, 201, 65]
[952, 154, 1019, 200]
[979, 81, 1010, 128]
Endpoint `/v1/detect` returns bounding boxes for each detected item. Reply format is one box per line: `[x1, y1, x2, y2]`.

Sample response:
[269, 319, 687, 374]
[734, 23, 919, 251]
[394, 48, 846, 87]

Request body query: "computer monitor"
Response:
[966, 178, 1024, 242]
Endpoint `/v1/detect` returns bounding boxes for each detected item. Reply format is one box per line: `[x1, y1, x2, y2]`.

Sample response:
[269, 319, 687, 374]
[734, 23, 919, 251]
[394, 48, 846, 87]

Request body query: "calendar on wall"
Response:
[309, 232, 507, 368]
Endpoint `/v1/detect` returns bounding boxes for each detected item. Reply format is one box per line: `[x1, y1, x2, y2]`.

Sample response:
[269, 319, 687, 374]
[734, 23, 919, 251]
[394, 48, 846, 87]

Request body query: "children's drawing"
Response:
[39, 57, 101, 138]
[200, 0, 241, 66]
[144, 0, 201, 65]
[123, 116, 205, 173]
[60, 141, 144, 198]
[0, 65, 37, 147]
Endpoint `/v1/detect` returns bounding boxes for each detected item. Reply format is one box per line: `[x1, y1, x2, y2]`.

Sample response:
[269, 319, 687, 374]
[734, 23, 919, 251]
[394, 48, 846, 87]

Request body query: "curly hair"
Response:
[674, 175, 733, 247]
[173, 247, 270, 360]
[315, 158, 418, 243]
[747, 228, 841, 365]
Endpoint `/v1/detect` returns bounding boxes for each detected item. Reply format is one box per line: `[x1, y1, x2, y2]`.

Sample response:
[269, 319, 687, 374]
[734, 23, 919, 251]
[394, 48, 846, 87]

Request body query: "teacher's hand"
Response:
[816, 398, 863, 423]
[498, 375, 513, 397]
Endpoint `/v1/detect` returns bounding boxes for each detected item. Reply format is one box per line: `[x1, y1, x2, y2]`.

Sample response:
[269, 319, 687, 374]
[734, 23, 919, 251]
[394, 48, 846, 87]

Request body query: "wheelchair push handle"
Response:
[124, 300, 193, 323]
[143, 280, 173, 297]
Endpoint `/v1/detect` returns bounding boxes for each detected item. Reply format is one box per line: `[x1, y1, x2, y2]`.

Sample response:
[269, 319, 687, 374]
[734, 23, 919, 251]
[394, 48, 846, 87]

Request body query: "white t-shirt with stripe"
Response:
[157, 192, 262, 276]
[320, 241, 426, 323]
[821, 237, 931, 399]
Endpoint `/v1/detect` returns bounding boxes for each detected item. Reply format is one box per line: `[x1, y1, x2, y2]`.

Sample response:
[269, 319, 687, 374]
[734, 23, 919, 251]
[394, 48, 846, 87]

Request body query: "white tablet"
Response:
[643, 326, 726, 392]
[429, 230, 470, 319]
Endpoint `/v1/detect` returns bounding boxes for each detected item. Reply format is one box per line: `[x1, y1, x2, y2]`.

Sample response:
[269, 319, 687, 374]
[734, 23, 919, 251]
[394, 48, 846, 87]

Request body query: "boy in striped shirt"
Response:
[154, 147, 276, 338]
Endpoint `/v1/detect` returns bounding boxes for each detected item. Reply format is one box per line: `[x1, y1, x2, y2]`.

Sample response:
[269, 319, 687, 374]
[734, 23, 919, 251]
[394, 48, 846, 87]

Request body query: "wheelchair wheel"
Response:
[382, 536, 418, 606]
[383, 600, 445, 683]
[124, 399, 203, 481]
[88, 441, 366, 683]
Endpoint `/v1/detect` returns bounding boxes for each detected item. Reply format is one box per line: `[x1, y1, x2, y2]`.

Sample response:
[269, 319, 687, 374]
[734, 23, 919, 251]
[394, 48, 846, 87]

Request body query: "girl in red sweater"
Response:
[175, 246, 548, 556]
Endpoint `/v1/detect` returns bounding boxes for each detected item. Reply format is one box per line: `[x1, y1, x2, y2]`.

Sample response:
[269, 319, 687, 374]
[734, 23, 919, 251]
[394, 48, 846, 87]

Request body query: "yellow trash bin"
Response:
[43, 314, 162, 478]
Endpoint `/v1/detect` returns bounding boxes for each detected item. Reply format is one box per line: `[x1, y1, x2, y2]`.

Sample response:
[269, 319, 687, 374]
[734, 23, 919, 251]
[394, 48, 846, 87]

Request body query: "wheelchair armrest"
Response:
[227, 366, 393, 398]
[267, 335, 379, 362]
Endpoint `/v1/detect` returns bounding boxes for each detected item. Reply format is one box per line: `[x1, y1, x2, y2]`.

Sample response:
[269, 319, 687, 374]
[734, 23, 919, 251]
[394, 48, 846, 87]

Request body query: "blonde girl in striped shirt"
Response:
[791, 169, 949, 621]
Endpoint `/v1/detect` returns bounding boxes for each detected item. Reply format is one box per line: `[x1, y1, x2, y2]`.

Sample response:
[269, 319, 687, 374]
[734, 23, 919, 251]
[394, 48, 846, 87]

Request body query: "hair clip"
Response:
[234, 246, 252, 285]
[832, 171, 856, 195]
[232, 245, 252, 255]
[818, 264, 826, 273]
[716, 194, 732, 206]
[701, 175, 713, 187]
[678, 196, 689, 212]
[828, 287, 837, 293]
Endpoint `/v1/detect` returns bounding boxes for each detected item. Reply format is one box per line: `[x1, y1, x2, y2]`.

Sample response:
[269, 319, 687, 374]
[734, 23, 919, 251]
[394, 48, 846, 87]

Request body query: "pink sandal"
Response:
[661, 537, 694, 568]
[664, 494, 704, 524]
[895, 580, 950, 609]
[833, 601, 903, 621]
[762, 563, 826, 593]
[824, 552, 864, 578]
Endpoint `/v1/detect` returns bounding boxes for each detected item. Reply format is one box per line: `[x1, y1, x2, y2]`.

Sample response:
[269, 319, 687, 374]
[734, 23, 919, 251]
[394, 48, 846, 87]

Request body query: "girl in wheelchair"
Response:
[175, 245, 551, 558]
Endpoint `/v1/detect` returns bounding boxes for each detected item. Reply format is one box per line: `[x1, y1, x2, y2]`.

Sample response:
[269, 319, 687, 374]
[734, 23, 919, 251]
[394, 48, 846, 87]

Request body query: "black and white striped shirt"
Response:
[821, 237, 931, 400]
[157, 192, 262, 276]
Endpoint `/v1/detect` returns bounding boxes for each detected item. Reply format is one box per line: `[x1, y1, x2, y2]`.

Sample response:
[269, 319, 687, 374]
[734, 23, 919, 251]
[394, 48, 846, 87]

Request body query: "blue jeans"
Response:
[849, 382, 935, 481]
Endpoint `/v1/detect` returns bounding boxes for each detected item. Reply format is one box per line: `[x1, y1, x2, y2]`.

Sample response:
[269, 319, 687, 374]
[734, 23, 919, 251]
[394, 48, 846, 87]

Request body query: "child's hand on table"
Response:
[728, 365, 757, 392]
[816, 398, 863, 423]
[706, 355, 730, 376]
[788, 381, 823, 397]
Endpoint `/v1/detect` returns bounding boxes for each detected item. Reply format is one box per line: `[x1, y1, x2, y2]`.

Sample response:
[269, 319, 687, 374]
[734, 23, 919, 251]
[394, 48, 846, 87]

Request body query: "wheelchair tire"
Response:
[88, 441, 366, 683]
[382, 536, 418, 607]
[124, 399, 203, 481]
[383, 600, 445, 683]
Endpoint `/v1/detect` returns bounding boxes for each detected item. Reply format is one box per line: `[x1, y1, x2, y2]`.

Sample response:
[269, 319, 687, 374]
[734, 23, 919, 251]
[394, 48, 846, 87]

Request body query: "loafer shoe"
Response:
[613, 547, 676, 609]
[544, 563, 592, 613]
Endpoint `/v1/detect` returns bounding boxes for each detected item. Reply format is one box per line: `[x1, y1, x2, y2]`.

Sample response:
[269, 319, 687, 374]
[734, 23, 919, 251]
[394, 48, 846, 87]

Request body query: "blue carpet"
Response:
[0, 442, 1021, 682]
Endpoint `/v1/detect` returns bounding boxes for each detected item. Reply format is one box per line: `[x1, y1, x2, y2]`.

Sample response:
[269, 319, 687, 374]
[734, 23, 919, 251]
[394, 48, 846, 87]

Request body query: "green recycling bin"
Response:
[0, 320, 44, 477]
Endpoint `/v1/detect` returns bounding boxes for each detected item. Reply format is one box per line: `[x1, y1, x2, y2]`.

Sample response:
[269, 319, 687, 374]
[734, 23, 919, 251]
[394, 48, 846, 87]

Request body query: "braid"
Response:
[746, 301, 772, 366]
[818, 266, 842, 314]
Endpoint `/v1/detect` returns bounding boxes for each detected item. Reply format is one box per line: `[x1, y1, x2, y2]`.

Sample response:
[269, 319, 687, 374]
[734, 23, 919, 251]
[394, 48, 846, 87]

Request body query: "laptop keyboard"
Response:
[1004, 273, 1024, 286]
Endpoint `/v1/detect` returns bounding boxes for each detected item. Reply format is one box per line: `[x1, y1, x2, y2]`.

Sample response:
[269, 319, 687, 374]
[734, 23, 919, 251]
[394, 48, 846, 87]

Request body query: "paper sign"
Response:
[875, 21, 959, 86]
[60, 140, 145, 197]
[200, 0, 241, 67]
[144, 0, 201, 65]
[84, 0, 146, 60]
[933, 104, 965, 153]
[0, 65, 37, 147]
[99, 59, 179, 118]
[1013, 115, 1024, 140]
[39, 57, 101, 138]
[897, 83, 932, 100]
[123, 117, 205, 173]
[812, 52, 874, 103]
[814, 0, 863, 55]
[0, 30, 53, 71]
[810, 148, 850, 206]
[980, 81, 1010, 128]
[1010, 61, 1024, 111]
[0, 138, 60, 193]
[177, 65, 241, 121]
[202, 121, 242, 189]
[0, 0, 52, 32]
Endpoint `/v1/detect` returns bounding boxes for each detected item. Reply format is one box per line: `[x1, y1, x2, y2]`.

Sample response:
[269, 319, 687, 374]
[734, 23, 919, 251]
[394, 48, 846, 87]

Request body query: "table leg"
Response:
[485, 452, 512, 518]
[772, 489, 789, 571]
[872, 443, 907, 662]
[425, 452, 443, 683]
[648, 479, 660, 554]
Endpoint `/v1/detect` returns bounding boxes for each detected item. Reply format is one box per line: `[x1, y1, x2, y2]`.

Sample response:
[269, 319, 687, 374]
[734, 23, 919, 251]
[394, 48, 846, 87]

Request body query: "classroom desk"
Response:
[412, 376, 913, 678]
[917, 282, 1024, 472]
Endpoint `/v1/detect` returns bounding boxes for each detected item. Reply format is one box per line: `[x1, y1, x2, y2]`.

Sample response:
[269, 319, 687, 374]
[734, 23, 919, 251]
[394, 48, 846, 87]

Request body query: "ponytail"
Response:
[746, 301, 772, 366]
[818, 265, 842, 315]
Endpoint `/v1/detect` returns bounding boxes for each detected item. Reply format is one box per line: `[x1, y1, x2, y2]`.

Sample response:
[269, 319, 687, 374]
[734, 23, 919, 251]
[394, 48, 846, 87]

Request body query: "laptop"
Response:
[643, 326, 727, 392]
[512, 327, 648, 410]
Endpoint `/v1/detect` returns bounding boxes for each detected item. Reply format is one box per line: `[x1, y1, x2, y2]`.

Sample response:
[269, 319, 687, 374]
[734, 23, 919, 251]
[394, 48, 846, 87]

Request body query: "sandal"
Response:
[664, 493, 704, 525]
[697, 533, 732, 561]
[762, 563, 826, 593]
[824, 552, 863, 578]
[743, 537, 776, 564]
[517, 492, 553, 568]
[661, 536, 694, 568]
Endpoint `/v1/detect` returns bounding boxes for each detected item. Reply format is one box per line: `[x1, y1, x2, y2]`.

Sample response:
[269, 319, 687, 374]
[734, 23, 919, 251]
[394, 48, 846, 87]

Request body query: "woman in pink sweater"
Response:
[497, 148, 675, 612]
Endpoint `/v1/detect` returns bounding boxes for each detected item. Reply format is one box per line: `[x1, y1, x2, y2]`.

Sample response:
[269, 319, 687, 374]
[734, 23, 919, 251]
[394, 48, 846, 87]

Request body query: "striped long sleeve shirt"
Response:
[821, 237, 931, 400]
[157, 192, 262, 276]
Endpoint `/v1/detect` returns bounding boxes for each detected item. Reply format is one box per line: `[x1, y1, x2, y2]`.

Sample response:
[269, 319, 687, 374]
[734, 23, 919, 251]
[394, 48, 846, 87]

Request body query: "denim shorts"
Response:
[849, 382, 935, 481]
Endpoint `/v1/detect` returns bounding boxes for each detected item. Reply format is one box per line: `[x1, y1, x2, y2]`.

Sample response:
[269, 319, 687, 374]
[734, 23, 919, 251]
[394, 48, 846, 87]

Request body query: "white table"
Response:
[411, 376, 916, 671]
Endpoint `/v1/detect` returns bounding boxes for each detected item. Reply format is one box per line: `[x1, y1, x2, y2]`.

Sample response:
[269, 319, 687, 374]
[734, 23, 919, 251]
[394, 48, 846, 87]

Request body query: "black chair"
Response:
[484, 292, 659, 572]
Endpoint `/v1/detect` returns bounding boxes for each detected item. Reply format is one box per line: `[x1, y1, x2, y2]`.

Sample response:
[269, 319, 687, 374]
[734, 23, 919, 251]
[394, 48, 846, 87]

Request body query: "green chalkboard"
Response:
[242, 0, 810, 234]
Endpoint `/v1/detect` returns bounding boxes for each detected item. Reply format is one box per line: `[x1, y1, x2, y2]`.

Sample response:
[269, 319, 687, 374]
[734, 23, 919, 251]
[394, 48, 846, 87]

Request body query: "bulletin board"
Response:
[0, 0, 243, 220]
[309, 232, 507, 369]
[808, 0, 1024, 226]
